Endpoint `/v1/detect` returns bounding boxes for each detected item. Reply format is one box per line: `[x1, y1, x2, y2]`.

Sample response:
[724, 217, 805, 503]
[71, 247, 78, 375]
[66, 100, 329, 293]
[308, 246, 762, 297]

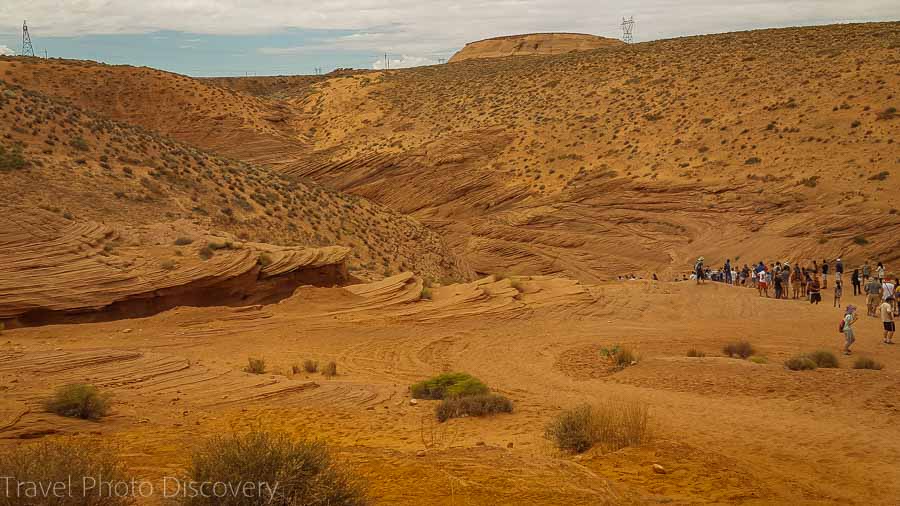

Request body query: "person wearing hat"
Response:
[842, 305, 859, 355]
[835, 258, 844, 285]
[881, 297, 895, 344]
[694, 257, 705, 285]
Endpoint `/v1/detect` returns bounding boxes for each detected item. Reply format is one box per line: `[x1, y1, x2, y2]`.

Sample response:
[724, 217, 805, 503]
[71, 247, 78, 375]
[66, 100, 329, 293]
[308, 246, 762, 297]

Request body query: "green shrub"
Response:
[70, 136, 90, 152]
[0, 439, 131, 506]
[410, 373, 488, 400]
[44, 383, 111, 420]
[853, 357, 883, 370]
[0, 144, 26, 171]
[723, 341, 755, 359]
[186, 430, 368, 506]
[419, 287, 432, 300]
[435, 393, 513, 422]
[853, 236, 870, 245]
[198, 246, 214, 259]
[174, 236, 194, 246]
[784, 356, 817, 371]
[613, 347, 636, 368]
[749, 355, 768, 364]
[686, 348, 706, 358]
[322, 361, 338, 377]
[545, 400, 651, 453]
[807, 350, 839, 368]
[244, 358, 266, 374]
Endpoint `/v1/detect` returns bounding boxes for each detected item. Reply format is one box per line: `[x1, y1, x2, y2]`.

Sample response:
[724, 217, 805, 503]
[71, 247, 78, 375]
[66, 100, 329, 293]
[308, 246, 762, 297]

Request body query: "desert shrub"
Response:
[749, 355, 768, 364]
[744, 157, 761, 165]
[613, 347, 636, 368]
[419, 287, 432, 300]
[0, 144, 26, 171]
[174, 236, 194, 246]
[185, 430, 368, 506]
[853, 235, 870, 245]
[0, 439, 131, 506]
[807, 350, 839, 368]
[410, 373, 488, 400]
[244, 358, 266, 374]
[868, 171, 890, 181]
[198, 246, 214, 259]
[784, 356, 817, 371]
[322, 361, 338, 377]
[853, 357, 884, 370]
[435, 393, 513, 422]
[44, 383, 111, 420]
[70, 136, 90, 151]
[303, 359, 319, 373]
[161, 260, 176, 271]
[686, 348, 706, 357]
[545, 400, 651, 454]
[723, 341, 755, 359]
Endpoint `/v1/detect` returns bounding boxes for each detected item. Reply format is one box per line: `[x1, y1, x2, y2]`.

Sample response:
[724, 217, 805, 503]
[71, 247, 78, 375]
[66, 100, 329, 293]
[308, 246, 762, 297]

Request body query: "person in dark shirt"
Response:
[822, 259, 830, 289]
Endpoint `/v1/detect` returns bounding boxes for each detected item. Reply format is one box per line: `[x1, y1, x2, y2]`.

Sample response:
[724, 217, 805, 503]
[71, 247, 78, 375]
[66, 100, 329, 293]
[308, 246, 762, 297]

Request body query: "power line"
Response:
[621, 16, 635, 44]
[21, 20, 35, 57]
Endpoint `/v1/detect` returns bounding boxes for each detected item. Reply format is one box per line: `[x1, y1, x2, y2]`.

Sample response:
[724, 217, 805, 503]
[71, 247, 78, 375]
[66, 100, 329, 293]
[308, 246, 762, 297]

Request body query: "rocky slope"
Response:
[448, 32, 624, 62]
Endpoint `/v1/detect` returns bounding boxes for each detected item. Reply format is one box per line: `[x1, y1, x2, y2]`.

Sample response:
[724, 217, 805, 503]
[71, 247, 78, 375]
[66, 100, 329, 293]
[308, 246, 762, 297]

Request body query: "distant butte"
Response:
[448, 32, 624, 62]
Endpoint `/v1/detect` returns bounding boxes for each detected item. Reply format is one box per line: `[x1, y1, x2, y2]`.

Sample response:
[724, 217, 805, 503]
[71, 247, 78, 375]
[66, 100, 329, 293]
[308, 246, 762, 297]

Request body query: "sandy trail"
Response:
[2, 276, 899, 504]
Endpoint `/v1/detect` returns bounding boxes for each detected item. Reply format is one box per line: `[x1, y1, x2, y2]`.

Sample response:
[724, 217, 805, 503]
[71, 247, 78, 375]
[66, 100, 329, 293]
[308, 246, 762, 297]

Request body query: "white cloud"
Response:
[372, 54, 438, 69]
[1, 0, 898, 69]
[0, 45, 14, 56]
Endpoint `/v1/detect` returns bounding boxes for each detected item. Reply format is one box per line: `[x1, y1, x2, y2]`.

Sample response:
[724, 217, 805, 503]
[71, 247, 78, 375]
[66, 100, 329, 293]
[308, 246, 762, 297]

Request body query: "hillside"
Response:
[449, 32, 624, 62]
[0, 79, 468, 325]
[4, 23, 899, 281]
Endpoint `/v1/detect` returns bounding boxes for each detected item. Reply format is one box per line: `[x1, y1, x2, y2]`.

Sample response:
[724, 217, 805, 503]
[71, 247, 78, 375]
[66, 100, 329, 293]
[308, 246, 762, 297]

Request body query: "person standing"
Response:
[851, 269, 861, 296]
[724, 259, 732, 285]
[866, 276, 882, 317]
[835, 258, 844, 285]
[781, 264, 791, 299]
[862, 261, 871, 283]
[809, 275, 822, 304]
[842, 305, 858, 355]
[822, 259, 830, 289]
[883, 277, 896, 305]
[882, 297, 895, 344]
[695, 257, 705, 285]
[877, 262, 885, 282]
[834, 280, 843, 308]
[793, 264, 804, 299]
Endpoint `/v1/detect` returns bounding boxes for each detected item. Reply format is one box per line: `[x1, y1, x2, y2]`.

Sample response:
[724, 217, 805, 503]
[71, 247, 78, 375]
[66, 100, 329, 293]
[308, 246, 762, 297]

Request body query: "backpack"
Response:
[838, 319, 846, 333]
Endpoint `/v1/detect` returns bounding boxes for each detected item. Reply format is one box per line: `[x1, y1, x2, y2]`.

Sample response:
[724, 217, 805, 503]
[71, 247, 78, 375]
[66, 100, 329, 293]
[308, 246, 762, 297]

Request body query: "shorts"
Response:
[867, 294, 879, 306]
[844, 328, 855, 346]
[885, 321, 896, 332]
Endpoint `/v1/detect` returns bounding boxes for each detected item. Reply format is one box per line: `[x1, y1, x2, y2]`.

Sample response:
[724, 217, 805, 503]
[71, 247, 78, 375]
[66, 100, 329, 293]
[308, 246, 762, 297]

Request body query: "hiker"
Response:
[866, 275, 882, 317]
[724, 259, 732, 285]
[882, 297, 895, 344]
[833, 280, 843, 308]
[894, 278, 900, 316]
[822, 259, 829, 289]
[694, 257, 705, 285]
[842, 305, 858, 355]
[851, 269, 861, 296]
[877, 262, 885, 282]
[835, 258, 844, 285]
[793, 264, 804, 299]
[862, 261, 871, 283]
[809, 275, 822, 304]
[759, 269, 770, 297]
[883, 277, 896, 306]
[780, 263, 791, 299]
[774, 271, 783, 299]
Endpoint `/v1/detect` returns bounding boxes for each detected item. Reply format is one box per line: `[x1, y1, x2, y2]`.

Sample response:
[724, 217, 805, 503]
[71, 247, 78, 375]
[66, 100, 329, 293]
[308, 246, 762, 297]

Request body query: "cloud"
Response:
[0, 45, 14, 56]
[372, 54, 438, 69]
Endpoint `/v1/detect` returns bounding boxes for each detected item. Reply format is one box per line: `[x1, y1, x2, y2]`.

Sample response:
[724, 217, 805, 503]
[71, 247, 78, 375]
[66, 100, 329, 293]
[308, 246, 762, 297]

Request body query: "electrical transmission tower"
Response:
[21, 20, 35, 57]
[621, 16, 635, 44]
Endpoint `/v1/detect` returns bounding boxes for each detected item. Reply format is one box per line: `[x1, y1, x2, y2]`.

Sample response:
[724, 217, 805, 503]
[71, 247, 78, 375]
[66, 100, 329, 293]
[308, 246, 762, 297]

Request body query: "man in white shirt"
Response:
[883, 280, 896, 302]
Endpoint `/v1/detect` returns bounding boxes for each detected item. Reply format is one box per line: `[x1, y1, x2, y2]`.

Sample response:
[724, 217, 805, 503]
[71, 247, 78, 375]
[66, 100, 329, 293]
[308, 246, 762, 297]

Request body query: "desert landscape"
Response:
[1, 19, 900, 505]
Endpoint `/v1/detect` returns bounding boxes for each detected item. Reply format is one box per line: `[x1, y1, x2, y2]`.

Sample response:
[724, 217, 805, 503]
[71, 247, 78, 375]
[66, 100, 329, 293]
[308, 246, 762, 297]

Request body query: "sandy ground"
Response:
[2, 275, 899, 504]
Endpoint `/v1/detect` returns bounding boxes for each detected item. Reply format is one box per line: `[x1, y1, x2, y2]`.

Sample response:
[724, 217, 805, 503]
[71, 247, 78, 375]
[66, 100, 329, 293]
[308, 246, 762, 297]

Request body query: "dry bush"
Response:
[303, 359, 319, 373]
[435, 393, 513, 422]
[419, 287, 432, 300]
[806, 350, 839, 368]
[749, 355, 768, 364]
[545, 399, 651, 453]
[0, 439, 132, 506]
[410, 373, 488, 400]
[322, 361, 338, 377]
[174, 236, 194, 246]
[0, 144, 26, 171]
[853, 357, 884, 370]
[686, 348, 706, 358]
[244, 358, 266, 374]
[45, 383, 111, 420]
[784, 356, 817, 371]
[723, 341, 755, 359]
[185, 430, 368, 506]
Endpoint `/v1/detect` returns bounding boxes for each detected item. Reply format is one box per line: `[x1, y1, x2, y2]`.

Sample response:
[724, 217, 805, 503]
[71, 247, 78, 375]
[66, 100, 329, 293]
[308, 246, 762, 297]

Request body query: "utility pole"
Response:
[21, 20, 35, 57]
[621, 16, 635, 44]
[384, 53, 389, 70]
[43, 49, 48, 58]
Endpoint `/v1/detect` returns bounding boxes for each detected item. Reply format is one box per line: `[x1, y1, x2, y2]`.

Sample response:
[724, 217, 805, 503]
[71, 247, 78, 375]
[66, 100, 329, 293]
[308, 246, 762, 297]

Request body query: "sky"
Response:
[0, 1, 897, 76]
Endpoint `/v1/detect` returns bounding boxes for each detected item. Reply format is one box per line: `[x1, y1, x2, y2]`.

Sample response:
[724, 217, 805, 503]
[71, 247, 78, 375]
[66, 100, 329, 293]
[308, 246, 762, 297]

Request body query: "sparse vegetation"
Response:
[784, 356, 817, 371]
[853, 357, 883, 370]
[186, 430, 368, 506]
[322, 360, 338, 377]
[435, 393, 513, 422]
[0, 143, 26, 171]
[806, 350, 839, 368]
[853, 235, 869, 245]
[749, 355, 768, 364]
[198, 245, 214, 259]
[244, 357, 266, 374]
[174, 236, 194, 246]
[686, 348, 706, 357]
[0, 439, 132, 506]
[44, 383, 111, 420]
[303, 359, 319, 373]
[419, 287, 432, 300]
[545, 400, 651, 453]
[410, 372, 488, 400]
[723, 341, 755, 359]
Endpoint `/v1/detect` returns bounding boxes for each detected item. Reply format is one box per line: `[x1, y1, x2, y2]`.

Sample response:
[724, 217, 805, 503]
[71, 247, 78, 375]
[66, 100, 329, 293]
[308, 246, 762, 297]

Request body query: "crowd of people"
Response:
[693, 256, 896, 355]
